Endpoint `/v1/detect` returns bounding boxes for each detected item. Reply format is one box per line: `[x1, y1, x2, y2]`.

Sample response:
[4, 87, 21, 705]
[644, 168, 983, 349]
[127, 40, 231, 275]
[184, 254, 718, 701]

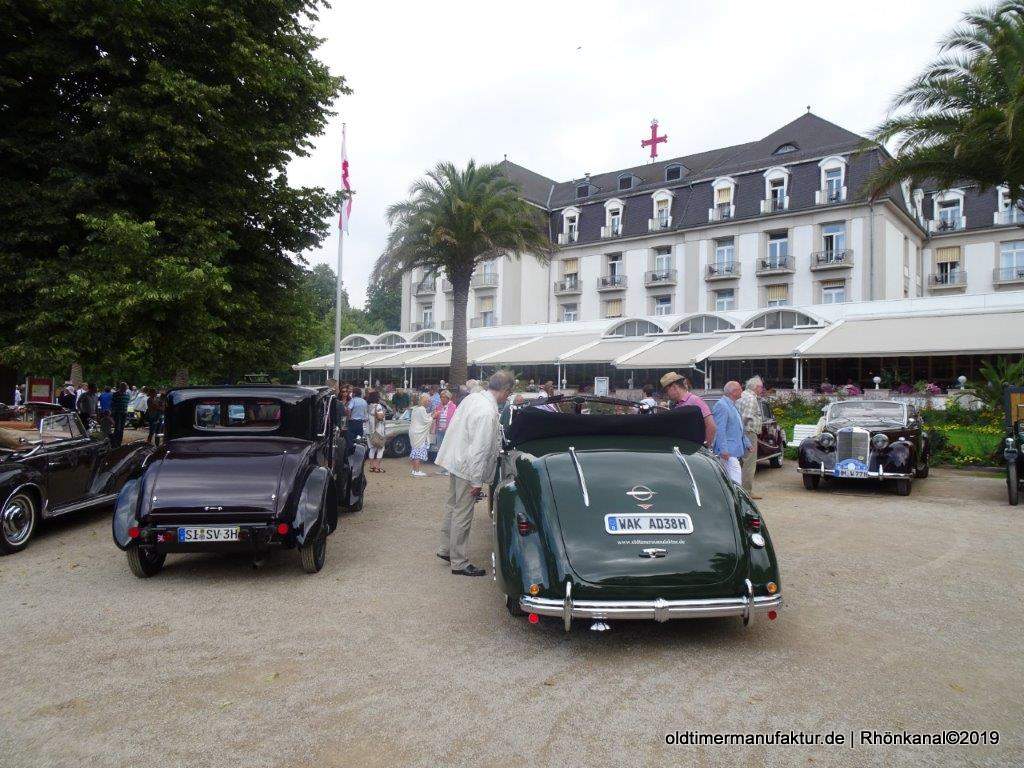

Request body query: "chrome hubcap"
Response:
[2, 494, 34, 545]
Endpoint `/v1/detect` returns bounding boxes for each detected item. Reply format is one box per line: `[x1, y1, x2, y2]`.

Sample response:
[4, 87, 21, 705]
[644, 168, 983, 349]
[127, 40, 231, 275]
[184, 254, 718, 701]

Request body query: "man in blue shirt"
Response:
[711, 381, 750, 485]
[98, 387, 113, 413]
[346, 387, 368, 443]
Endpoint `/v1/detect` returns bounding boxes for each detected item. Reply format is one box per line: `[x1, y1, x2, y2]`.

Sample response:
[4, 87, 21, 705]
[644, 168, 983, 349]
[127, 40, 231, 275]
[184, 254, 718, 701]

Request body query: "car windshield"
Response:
[193, 399, 283, 430]
[826, 401, 905, 427]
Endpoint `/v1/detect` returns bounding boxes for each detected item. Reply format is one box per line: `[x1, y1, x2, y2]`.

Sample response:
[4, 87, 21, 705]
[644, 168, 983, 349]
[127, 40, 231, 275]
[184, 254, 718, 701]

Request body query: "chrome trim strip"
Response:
[563, 582, 573, 632]
[521, 593, 782, 622]
[797, 467, 914, 480]
[568, 447, 589, 507]
[742, 578, 753, 626]
[46, 492, 118, 518]
[672, 446, 702, 507]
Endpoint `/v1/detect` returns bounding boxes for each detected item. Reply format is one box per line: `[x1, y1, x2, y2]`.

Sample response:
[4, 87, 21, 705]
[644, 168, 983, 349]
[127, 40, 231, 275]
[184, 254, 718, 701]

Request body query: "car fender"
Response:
[343, 440, 368, 508]
[494, 483, 549, 599]
[882, 440, 913, 473]
[112, 476, 144, 550]
[798, 438, 833, 469]
[92, 442, 157, 496]
[293, 466, 332, 545]
[1, 468, 46, 519]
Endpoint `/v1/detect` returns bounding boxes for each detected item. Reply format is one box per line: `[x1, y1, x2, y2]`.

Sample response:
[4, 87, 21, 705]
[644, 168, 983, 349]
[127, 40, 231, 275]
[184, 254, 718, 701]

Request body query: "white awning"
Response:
[361, 346, 449, 369]
[405, 337, 530, 368]
[293, 348, 382, 371]
[614, 336, 730, 368]
[707, 331, 816, 361]
[796, 310, 1024, 357]
[477, 334, 600, 365]
[558, 337, 656, 364]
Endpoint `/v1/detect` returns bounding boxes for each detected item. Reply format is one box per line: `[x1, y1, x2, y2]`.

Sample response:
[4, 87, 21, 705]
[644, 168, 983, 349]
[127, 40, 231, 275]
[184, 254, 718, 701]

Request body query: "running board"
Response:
[45, 492, 119, 519]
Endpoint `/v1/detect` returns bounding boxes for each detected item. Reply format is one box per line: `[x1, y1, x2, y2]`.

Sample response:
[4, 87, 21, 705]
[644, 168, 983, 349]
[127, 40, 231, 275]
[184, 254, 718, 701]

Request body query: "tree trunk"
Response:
[449, 273, 471, 387]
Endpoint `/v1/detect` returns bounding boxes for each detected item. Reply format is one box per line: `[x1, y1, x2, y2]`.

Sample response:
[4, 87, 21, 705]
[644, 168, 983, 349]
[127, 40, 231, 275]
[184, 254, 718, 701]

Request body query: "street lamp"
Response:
[958, 375, 967, 389]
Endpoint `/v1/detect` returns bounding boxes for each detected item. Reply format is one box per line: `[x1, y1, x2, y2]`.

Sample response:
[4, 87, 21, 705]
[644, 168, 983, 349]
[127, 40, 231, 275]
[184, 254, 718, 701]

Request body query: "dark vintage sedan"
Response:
[492, 396, 782, 632]
[798, 399, 930, 496]
[0, 403, 152, 553]
[701, 393, 785, 467]
[112, 385, 367, 577]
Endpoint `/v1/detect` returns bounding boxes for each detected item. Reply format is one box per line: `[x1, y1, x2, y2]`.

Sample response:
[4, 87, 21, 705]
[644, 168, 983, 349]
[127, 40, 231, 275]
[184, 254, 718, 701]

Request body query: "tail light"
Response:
[128, 526, 140, 539]
[743, 512, 761, 531]
[528, 613, 540, 624]
[516, 513, 535, 536]
[276, 523, 289, 536]
[767, 610, 778, 621]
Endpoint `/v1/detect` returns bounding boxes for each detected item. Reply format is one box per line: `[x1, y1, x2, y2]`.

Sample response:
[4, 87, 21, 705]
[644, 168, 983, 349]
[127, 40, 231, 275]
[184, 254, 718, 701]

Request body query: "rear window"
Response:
[194, 399, 283, 431]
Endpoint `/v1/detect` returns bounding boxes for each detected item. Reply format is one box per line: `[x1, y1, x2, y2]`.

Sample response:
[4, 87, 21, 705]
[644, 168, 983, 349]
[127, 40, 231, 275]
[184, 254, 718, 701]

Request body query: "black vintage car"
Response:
[0, 402, 153, 553]
[112, 385, 367, 577]
[798, 399, 930, 496]
[1003, 386, 1023, 506]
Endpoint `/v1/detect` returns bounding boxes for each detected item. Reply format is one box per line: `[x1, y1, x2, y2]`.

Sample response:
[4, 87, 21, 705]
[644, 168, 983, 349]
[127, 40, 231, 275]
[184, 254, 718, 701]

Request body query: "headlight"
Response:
[871, 433, 889, 450]
[1008, 437, 1016, 448]
[817, 432, 835, 449]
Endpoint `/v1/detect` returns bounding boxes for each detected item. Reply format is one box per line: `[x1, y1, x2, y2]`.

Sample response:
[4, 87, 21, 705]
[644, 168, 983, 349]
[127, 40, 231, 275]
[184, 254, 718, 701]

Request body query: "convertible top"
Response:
[506, 403, 706, 447]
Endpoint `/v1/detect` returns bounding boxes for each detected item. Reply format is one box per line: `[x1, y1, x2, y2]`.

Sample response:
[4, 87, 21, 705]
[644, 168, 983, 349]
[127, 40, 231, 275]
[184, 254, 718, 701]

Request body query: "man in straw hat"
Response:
[659, 371, 716, 447]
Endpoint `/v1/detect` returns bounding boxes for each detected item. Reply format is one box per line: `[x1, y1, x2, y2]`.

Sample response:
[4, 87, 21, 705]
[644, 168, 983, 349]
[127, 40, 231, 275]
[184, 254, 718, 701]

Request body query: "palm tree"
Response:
[375, 161, 554, 386]
[866, 1, 1024, 205]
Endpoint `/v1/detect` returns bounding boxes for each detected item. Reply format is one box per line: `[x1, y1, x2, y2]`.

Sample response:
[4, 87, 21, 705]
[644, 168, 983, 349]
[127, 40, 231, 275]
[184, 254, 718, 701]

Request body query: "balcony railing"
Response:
[597, 274, 627, 291]
[757, 255, 794, 274]
[554, 277, 582, 295]
[929, 216, 966, 233]
[815, 186, 847, 205]
[471, 272, 498, 289]
[557, 231, 578, 245]
[413, 278, 436, 296]
[600, 223, 622, 238]
[470, 315, 498, 328]
[708, 203, 734, 222]
[810, 249, 853, 269]
[644, 269, 677, 287]
[648, 215, 672, 232]
[706, 261, 740, 280]
[760, 196, 789, 214]
[928, 270, 967, 288]
[411, 321, 435, 331]
[994, 209, 1024, 225]
[993, 265, 1024, 284]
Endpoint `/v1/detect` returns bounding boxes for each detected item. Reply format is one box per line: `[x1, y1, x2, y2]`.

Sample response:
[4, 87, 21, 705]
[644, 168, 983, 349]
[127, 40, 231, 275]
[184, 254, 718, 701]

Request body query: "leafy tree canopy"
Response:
[0, 0, 346, 385]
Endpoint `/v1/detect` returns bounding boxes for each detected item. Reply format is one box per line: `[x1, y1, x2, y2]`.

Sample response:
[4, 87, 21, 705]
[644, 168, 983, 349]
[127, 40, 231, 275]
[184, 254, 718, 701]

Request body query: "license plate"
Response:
[177, 526, 240, 543]
[604, 513, 693, 535]
[834, 458, 870, 479]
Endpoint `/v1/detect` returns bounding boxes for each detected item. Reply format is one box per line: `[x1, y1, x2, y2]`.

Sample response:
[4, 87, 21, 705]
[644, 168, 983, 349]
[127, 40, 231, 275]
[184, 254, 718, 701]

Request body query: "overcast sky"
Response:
[287, 0, 974, 307]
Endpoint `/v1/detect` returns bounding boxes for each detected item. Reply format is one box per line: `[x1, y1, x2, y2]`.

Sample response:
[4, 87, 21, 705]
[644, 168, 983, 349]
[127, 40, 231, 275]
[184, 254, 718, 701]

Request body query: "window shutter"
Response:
[715, 186, 732, 204]
[935, 246, 961, 263]
[605, 299, 622, 317]
[766, 284, 788, 302]
[478, 296, 494, 312]
[563, 258, 579, 274]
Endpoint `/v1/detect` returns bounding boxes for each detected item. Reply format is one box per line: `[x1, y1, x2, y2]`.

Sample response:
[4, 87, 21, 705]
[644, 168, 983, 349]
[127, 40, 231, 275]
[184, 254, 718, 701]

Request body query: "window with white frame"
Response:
[421, 303, 433, 325]
[603, 298, 623, 318]
[766, 231, 788, 267]
[997, 186, 1023, 224]
[937, 198, 962, 230]
[562, 208, 579, 242]
[714, 237, 735, 267]
[561, 257, 579, 288]
[765, 284, 789, 307]
[672, 315, 735, 333]
[824, 168, 843, 200]
[999, 240, 1024, 280]
[818, 156, 847, 203]
[654, 246, 673, 273]
[821, 222, 846, 257]
[651, 190, 673, 228]
[934, 245, 962, 284]
[604, 198, 624, 236]
[821, 280, 846, 304]
[714, 288, 736, 311]
[763, 167, 789, 212]
[653, 295, 672, 316]
[561, 303, 578, 322]
[712, 178, 735, 219]
[606, 252, 623, 277]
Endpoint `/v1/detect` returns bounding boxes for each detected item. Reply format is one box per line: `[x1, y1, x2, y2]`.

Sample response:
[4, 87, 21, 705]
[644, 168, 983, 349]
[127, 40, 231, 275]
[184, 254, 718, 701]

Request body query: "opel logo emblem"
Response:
[626, 485, 656, 503]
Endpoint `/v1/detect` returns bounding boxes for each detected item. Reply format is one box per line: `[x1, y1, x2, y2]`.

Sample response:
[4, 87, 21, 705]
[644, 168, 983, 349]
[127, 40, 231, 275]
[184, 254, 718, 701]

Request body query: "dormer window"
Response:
[773, 143, 798, 155]
[665, 164, 682, 182]
[618, 174, 633, 191]
[816, 156, 847, 204]
[762, 167, 790, 213]
[602, 198, 625, 239]
[576, 184, 590, 199]
[559, 206, 580, 245]
[931, 192, 965, 232]
[649, 189, 674, 231]
[709, 177, 736, 222]
[996, 185, 1024, 225]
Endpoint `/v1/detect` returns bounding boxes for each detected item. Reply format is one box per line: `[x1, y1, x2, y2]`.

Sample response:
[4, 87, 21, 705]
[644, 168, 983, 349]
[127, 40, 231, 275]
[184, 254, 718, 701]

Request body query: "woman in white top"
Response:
[366, 390, 387, 473]
[408, 393, 433, 477]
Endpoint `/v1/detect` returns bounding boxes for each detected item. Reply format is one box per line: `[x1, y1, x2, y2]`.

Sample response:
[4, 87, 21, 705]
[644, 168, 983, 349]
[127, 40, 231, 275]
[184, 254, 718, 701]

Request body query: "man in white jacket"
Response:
[434, 371, 513, 576]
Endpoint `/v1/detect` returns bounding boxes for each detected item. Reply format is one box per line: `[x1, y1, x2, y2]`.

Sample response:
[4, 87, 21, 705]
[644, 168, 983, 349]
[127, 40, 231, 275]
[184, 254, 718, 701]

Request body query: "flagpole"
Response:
[333, 122, 346, 384]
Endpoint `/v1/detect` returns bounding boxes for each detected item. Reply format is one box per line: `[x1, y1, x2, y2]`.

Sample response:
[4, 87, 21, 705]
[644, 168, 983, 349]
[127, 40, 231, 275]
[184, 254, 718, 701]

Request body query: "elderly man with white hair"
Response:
[711, 381, 750, 485]
[738, 375, 765, 498]
[434, 371, 513, 577]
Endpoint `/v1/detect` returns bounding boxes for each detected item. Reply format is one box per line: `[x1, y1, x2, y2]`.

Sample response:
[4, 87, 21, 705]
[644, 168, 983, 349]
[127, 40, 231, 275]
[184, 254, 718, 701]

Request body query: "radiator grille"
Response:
[835, 427, 870, 463]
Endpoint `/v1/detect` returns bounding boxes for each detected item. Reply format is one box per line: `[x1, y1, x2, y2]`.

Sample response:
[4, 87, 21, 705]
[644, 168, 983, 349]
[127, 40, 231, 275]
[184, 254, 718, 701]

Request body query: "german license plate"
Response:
[177, 526, 240, 543]
[604, 514, 693, 535]
[834, 459, 870, 479]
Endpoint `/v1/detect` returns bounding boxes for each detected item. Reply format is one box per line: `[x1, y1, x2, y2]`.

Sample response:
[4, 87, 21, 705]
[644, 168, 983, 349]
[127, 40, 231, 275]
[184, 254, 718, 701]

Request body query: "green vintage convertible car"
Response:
[491, 396, 782, 632]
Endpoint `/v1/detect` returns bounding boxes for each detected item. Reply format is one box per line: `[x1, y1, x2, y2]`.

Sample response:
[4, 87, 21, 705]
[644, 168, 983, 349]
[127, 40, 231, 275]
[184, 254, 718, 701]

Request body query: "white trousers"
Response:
[720, 455, 742, 484]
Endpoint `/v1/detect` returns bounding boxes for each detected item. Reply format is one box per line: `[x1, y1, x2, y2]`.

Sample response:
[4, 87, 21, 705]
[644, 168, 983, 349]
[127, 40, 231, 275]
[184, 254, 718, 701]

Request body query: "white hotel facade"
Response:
[296, 114, 1024, 390]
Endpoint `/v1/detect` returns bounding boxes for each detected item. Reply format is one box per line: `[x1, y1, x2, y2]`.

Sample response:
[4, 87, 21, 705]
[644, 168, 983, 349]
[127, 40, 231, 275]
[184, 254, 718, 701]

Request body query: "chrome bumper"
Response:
[798, 463, 912, 480]
[520, 580, 782, 628]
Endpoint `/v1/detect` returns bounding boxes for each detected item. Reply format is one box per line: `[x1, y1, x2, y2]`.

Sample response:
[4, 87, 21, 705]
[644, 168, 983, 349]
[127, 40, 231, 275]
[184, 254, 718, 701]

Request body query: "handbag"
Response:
[369, 430, 385, 449]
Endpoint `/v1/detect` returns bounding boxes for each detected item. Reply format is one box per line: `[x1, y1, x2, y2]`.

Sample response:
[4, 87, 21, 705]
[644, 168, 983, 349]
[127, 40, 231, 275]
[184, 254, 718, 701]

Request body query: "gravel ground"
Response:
[1, 459, 1021, 768]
